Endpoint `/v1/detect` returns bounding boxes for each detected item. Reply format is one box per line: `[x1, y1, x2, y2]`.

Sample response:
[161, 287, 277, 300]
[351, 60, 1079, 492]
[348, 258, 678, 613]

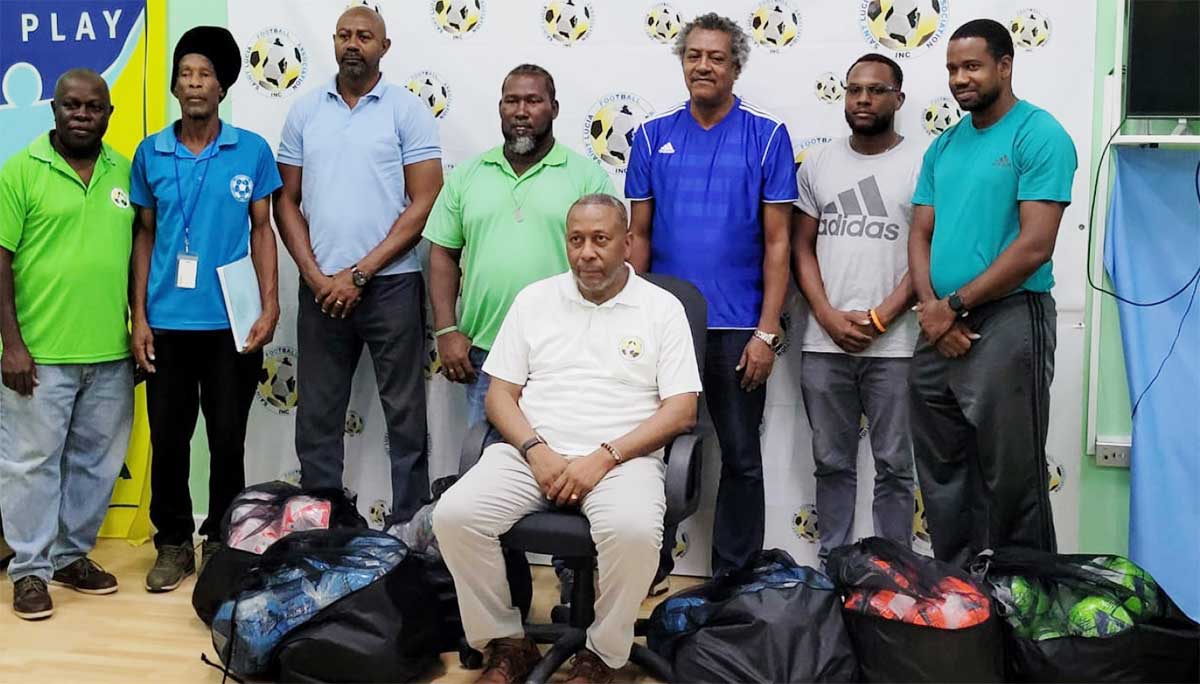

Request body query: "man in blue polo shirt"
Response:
[908, 19, 1076, 566]
[626, 13, 795, 577]
[131, 27, 282, 592]
[274, 6, 442, 527]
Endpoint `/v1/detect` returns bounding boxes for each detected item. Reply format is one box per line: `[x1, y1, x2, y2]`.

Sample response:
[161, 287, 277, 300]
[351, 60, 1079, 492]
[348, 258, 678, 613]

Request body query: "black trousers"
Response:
[146, 329, 262, 548]
[909, 291, 1058, 567]
[295, 273, 429, 524]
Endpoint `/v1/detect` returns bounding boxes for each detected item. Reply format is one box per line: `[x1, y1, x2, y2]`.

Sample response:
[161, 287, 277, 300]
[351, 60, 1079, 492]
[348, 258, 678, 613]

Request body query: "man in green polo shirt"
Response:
[0, 69, 135, 620]
[425, 64, 614, 427]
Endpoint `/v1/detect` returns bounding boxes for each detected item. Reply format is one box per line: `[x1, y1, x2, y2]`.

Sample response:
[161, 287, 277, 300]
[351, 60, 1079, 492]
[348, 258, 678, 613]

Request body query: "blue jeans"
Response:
[464, 346, 491, 427]
[0, 360, 133, 581]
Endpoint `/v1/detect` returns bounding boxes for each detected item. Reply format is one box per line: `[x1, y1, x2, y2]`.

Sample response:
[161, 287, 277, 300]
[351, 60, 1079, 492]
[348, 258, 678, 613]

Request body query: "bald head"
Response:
[54, 68, 109, 103]
[337, 5, 387, 39]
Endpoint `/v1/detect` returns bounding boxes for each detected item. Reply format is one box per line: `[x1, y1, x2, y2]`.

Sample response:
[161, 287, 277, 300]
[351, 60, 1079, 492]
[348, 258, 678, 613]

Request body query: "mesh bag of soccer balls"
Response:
[826, 537, 1006, 682]
[973, 546, 1200, 683]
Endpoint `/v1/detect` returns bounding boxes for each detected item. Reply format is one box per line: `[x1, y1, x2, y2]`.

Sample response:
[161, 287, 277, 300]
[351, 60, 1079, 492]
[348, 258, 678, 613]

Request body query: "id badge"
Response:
[176, 252, 199, 289]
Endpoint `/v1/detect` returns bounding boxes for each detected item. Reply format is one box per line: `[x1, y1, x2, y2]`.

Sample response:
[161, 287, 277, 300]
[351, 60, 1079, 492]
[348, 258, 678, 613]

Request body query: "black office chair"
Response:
[456, 273, 708, 683]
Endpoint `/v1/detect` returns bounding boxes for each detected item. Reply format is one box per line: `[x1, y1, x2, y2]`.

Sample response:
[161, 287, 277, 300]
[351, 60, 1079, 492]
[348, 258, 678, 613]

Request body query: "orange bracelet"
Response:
[868, 308, 887, 334]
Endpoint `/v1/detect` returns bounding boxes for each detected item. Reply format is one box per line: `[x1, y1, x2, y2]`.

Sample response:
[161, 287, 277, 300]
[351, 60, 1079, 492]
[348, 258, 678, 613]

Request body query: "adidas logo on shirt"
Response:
[994, 154, 1012, 167]
[818, 175, 901, 241]
[658, 142, 676, 154]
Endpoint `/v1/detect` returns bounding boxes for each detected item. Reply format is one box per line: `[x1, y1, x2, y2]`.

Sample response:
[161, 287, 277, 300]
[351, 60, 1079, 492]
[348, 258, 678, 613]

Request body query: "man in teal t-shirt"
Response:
[424, 64, 613, 427]
[0, 70, 134, 620]
[908, 19, 1077, 567]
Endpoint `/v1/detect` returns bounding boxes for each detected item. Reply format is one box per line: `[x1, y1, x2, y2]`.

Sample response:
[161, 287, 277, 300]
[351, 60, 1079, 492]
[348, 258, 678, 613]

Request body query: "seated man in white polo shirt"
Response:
[432, 194, 701, 684]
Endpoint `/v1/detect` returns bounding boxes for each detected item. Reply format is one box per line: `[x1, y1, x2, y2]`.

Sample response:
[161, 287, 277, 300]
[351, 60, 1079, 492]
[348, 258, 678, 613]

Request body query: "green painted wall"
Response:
[167, 0, 229, 519]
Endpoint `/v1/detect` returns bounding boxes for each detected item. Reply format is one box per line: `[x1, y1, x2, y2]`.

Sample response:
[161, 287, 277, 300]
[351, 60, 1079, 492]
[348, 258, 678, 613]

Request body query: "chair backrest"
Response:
[639, 273, 707, 376]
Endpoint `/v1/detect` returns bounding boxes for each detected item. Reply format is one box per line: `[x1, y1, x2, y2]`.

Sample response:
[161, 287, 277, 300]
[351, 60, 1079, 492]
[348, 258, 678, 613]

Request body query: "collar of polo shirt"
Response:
[323, 76, 389, 102]
[562, 263, 641, 309]
[154, 120, 239, 155]
[481, 141, 569, 177]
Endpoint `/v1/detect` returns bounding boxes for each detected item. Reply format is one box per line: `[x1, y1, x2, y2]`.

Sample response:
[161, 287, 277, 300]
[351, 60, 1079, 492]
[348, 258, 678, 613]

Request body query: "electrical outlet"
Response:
[1095, 436, 1131, 468]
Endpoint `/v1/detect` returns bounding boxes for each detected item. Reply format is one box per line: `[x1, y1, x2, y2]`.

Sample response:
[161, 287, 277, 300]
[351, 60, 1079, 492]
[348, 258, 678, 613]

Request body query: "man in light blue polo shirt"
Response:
[908, 20, 1076, 566]
[626, 13, 795, 577]
[274, 6, 442, 526]
[130, 27, 282, 592]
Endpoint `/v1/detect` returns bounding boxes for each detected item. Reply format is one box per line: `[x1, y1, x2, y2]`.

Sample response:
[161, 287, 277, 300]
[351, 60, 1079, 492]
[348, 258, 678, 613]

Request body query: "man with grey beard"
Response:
[425, 64, 614, 427]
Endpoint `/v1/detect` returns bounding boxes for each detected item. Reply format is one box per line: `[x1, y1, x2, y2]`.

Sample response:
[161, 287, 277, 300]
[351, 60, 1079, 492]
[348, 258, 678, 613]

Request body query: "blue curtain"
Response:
[1104, 147, 1200, 620]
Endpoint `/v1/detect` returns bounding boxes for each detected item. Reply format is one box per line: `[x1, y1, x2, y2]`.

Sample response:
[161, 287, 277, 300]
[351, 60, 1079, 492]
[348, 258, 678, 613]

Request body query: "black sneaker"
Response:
[648, 572, 670, 598]
[51, 557, 118, 595]
[12, 576, 53, 620]
[199, 541, 221, 576]
[145, 542, 195, 593]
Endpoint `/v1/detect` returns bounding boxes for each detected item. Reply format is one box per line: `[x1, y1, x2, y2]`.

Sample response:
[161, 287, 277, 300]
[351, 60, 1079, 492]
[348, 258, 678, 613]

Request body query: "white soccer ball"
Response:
[923, 98, 962, 135]
[1011, 10, 1051, 50]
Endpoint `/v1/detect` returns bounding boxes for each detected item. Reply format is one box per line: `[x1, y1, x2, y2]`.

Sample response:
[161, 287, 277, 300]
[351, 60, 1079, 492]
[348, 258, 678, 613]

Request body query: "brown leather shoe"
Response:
[564, 649, 617, 684]
[473, 636, 540, 684]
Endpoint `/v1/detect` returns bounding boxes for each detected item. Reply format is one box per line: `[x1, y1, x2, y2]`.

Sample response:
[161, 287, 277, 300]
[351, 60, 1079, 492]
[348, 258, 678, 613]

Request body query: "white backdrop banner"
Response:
[225, 0, 1094, 576]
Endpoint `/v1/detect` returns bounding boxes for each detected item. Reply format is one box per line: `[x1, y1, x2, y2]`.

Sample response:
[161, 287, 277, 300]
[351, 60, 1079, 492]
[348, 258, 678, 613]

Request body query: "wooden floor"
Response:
[0, 538, 700, 683]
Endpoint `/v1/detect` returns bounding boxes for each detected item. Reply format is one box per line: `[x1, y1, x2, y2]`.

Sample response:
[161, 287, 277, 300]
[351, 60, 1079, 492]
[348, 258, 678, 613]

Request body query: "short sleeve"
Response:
[912, 141, 939, 206]
[0, 156, 27, 252]
[481, 293, 531, 385]
[277, 100, 306, 167]
[587, 160, 617, 196]
[655, 297, 703, 400]
[1016, 112, 1077, 205]
[398, 96, 441, 165]
[793, 146, 820, 217]
[422, 168, 464, 249]
[762, 123, 798, 203]
[623, 122, 653, 200]
[129, 140, 155, 208]
[252, 137, 283, 201]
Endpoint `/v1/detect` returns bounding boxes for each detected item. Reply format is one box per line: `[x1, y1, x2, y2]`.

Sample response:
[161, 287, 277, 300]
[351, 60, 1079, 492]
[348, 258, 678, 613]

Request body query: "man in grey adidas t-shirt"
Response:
[792, 54, 922, 562]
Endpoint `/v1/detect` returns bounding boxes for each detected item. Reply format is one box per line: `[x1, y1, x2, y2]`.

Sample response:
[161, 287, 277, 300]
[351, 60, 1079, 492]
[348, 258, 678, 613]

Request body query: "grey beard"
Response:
[504, 135, 537, 155]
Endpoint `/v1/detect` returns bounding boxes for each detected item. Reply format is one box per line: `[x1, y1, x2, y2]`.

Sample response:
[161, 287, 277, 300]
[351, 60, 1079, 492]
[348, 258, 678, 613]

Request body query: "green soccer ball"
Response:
[1067, 596, 1134, 637]
[1089, 556, 1160, 619]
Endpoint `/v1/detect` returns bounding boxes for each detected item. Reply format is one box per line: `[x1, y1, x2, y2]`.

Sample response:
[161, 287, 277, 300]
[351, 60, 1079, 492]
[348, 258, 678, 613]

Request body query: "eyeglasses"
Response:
[845, 84, 901, 97]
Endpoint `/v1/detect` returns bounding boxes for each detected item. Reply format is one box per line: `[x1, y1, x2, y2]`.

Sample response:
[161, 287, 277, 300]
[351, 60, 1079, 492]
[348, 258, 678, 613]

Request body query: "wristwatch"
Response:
[518, 434, 546, 460]
[947, 292, 968, 317]
[351, 265, 371, 288]
[753, 329, 784, 355]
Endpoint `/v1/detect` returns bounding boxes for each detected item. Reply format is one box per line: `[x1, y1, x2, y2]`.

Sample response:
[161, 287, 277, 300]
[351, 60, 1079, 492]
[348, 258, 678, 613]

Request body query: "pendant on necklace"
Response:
[514, 207, 524, 222]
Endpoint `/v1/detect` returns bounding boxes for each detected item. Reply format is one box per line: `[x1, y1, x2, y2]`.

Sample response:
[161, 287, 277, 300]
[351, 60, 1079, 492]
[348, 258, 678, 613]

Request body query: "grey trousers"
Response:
[909, 291, 1057, 567]
[800, 352, 915, 561]
[295, 273, 429, 524]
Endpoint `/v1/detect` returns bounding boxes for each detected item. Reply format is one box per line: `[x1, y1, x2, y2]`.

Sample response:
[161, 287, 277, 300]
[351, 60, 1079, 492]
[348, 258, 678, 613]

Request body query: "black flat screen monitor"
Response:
[1125, 0, 1200, 118]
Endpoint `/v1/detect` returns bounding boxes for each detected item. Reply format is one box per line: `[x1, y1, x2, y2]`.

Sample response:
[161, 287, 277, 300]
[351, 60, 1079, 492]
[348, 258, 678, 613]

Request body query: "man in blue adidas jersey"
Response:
[626, 12, 796, 577]
[908, 19, 1077, 566]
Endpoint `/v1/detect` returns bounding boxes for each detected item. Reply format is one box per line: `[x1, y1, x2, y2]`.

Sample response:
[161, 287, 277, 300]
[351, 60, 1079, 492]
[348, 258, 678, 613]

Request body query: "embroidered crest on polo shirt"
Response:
[110, 187, 130, 209]
[619, 336, 644, 360]
[230, 174, 254, 202]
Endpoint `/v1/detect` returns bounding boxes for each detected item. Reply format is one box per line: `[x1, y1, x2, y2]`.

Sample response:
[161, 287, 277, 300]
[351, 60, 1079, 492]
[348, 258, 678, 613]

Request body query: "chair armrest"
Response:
[459, 421, 491, 475]
[663, 432, 703, 527]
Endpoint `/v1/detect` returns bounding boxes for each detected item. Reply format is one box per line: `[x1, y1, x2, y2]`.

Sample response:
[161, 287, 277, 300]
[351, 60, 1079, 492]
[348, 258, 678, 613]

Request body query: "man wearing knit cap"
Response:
[275, 6, 442, 526]
[130, 26, 282, 592]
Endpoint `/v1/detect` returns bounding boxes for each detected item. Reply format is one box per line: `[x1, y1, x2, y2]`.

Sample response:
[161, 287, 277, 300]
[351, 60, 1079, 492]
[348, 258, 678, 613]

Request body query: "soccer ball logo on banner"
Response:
[1010, 9, 1051, 50]
[344, 410, 365, 437]
[672, 530, 690, 559]
[644, 3, 682, 44]
[793, 504, 820, 543]
[406, 71, 451, 118]
[815, 72, 846, 104]
[912, 486, 932, 551]
[924, 97, 962, 135]
[369, 500, 391, 528]
[1048, 455, 1065, 493]
[793, 136, 833, 167]
[543, 1, 592, 45]
[432, 0, 484, 38]
[345, 1, 382, 13]
[749, 2, 801, 50]
[257, 346, 299, 414]
[244, 28, 308, 97]
[423, 324, 443, 379]
[859, 0, 949, 58]
[583, 93, 654, 172]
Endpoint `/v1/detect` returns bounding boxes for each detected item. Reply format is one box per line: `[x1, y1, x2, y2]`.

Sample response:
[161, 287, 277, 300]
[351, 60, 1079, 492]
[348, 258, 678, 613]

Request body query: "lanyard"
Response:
[173, 143, 214, 254]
